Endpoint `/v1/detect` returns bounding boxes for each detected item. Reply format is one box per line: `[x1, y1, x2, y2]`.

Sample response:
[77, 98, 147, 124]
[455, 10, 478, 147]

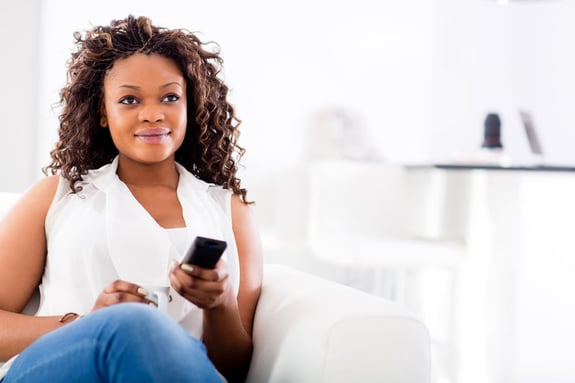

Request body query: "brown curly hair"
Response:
[43, 15, 249, 203]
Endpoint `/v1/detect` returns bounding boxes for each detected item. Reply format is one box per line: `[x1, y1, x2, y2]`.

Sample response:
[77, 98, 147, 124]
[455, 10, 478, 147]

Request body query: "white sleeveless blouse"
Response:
[37, 156, 240, 339]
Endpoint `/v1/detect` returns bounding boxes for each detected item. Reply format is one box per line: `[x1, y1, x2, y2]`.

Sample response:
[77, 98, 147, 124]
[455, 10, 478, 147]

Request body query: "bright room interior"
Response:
[1, 1, 575, 382]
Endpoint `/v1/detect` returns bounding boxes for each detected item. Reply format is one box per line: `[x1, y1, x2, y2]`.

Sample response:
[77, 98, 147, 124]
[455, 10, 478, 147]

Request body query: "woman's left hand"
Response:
[169, 259, 233, 310]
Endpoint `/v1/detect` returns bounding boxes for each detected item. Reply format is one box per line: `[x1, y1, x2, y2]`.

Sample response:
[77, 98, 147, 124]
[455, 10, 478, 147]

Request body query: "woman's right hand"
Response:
[91, 280, 153, 312]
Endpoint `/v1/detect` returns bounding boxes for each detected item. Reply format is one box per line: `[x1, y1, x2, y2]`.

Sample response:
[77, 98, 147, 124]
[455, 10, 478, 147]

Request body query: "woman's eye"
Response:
[163, 94, 180, 102]
[119, 96, 138, 105]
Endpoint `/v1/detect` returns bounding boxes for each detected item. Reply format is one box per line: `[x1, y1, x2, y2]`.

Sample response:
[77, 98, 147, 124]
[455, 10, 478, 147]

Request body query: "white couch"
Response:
[0, 192, 431, 382]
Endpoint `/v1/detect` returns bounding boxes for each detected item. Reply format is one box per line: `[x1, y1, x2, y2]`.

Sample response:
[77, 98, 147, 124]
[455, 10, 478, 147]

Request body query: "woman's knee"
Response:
[90, 303, 186, 346]
[95, 302, 165, 328]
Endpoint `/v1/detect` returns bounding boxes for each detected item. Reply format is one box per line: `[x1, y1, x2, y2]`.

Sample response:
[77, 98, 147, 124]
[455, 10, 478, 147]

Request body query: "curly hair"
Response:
[43, 15, 249, 203]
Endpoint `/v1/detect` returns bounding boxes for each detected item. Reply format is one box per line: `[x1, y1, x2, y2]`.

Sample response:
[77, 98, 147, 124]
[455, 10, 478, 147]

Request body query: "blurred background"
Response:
[1, 0, 575, 382]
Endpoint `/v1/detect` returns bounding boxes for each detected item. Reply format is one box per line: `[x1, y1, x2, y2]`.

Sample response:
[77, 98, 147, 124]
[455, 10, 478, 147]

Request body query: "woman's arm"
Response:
[0, 176, 63, 361]
[0, 311, 76, 362]
[203, 195, 262, 380]
[170, 194, 263, 382]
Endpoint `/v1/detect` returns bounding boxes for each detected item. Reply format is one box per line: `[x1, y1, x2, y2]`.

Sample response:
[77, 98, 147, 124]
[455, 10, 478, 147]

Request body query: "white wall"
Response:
[0, 0, 41, 192]
[33, 0, 433, 175]
[3, 1, 575, 192]
[431, 0, 575, 165]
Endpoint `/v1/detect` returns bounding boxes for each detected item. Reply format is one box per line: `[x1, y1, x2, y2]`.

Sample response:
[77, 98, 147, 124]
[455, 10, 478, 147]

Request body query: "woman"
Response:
[0, 15, 262, 382]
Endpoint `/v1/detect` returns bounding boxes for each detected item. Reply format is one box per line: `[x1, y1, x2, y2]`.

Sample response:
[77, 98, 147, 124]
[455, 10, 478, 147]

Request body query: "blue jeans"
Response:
[2, 303, 222, 382]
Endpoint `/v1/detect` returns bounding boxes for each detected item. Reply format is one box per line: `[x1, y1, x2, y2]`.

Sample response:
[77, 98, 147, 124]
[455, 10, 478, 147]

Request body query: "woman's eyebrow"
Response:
[116, 82, 183, 90]
[160, 82, 184, 89]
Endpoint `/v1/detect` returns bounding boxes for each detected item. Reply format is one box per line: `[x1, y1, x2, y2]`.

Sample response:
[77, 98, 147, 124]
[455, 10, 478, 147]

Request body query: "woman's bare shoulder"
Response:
[0, 175, 60, 312]
[20, 175, 60, 211]
[2, 175, 61, 233]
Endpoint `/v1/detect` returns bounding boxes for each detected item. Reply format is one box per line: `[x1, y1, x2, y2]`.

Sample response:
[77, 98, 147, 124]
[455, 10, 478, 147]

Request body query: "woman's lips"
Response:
[134, 128, 170, 144]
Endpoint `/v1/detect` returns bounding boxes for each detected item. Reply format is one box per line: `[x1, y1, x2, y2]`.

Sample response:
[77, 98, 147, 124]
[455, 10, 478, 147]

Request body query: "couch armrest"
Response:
[247, 264, 431, 383]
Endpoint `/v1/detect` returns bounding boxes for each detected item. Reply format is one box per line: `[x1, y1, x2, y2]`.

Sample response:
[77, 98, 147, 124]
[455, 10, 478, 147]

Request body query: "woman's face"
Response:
[101, 53, 187, 165]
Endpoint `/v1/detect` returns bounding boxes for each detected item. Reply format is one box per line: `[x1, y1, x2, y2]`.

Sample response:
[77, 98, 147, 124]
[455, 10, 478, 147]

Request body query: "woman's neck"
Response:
[116, 156, 179, 189]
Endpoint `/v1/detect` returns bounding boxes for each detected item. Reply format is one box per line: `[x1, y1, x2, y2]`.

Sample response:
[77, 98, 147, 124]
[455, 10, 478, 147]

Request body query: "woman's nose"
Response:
[139, 103, 164, 123]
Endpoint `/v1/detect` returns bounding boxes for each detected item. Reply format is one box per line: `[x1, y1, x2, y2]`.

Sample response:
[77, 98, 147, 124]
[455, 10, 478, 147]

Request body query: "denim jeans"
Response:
[2, 303, 222, 382]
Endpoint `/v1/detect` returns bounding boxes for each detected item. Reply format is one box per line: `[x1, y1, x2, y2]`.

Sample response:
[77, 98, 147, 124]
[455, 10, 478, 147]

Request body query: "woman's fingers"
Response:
[93, 279, 156, 311]
[179, 261, 227, 282]
[170, 261, 230, 309]
[103, 279, 148, 296]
